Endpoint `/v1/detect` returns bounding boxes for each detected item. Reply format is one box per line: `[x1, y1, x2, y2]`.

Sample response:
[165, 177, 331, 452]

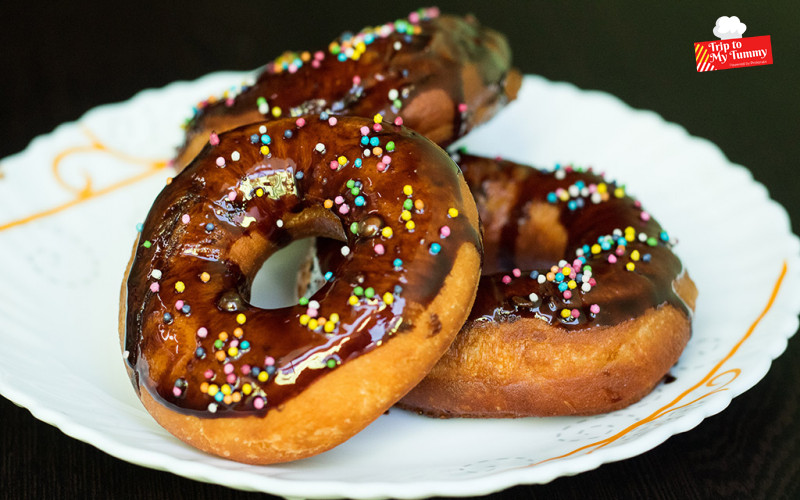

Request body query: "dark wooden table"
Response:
[2, 2, 798, 498]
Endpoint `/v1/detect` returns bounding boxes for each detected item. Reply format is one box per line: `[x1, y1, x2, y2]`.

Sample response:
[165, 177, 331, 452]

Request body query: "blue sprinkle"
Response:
[567, 200, 577, 211]
[430, 243, 442, 255]
[529, 270, 539, 279]
[214, 392, 224, 402]
[337, 53, 347, 62]
[558, 282, 569, 292]
[355, 158, 362, 168]
[546, 192, 557, 204]
[601, 241, 611, 251]
[582, 244, 591, 254]
[250, 134, 259, 144]
[554, 163, 562, 170]
[394, 285, 403, 294]
[241, 341, 250, 350]
[576, 181, 585, 189]
[181, 304, 191, 314]
[660, 231, 669, 242]
[163, 313, 173, 324]
[555, 272, 564, 282]
[260, 134, 271, 145]
[369, 136, 380, 147]
[266, 365, 276, 375]
[295, 171, 304, 180]
[618, 238, 627, 246]
[643, 253, 652, 262]
[195, 347, 205, 358]
[576, 273, 583, 282]
[578, 256, 587, 264]
[354, 196, 366, 207]
[576, 198, 585, 208]
[205, 223, 215, 232]
[364, 33, 375, 44]
[361, 136, 369, 145]
[324, 271, 333, 281]
[251, 367, 260, 376]
[320, 111, 329, 120]
[393, 258, 403, 268]
[135, 222, 144, 232]
[284, 130, 293, 139]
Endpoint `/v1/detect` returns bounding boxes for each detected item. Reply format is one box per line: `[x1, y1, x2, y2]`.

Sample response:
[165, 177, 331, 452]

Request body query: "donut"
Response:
[393, 154, 698, 417]
[120, 116, 482, 463]
[175, 8, 521, 170]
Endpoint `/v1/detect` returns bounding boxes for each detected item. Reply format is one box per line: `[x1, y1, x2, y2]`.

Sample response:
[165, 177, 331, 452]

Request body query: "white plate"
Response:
[0, 74, 798, 499]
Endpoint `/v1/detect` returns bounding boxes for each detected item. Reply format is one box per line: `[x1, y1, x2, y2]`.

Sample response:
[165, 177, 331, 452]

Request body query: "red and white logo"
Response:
[694, 16, 773, 72]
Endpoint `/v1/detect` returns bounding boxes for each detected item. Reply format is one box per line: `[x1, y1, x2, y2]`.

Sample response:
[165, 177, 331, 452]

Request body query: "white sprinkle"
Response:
[583, 270, 593, 280]
[231, 151, 241, 161]
[558, 259, 568, 268]
[537, 275, 546, 284]
[613, 228, 622, 236]
[315, 142, 326, 153]
[638, 232, 648, 242]
[259, 125, 267, 134]
[151, 269, 162, 280]
[341, 245, 351, 257]
[388, 89, 399, 100]
[258, 102, 269, 114]
[580, 187, 590, 197]
[363, 149, 371, 157]
[401, 88, 410, 98]
[122, 350, 130, 359]
[393, 41, 402, 50]
[208, 403, 218, 413]
[308, 300, 320, 310]
[581, 283, 592, 292]
[276, 219, 284, 228]
[575, 248, 585, 257]
[528, 293, 539, 302]
[568, 185, 579, 197]
[555, 169, 566, 180]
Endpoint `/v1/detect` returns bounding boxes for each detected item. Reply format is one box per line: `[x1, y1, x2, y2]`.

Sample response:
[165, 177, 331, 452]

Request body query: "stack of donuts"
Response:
[121, 7, 697, 464]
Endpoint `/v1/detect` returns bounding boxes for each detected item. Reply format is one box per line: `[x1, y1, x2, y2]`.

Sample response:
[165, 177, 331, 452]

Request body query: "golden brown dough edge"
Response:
[398, 273, 698, 418]
[118, 177, 482, 464]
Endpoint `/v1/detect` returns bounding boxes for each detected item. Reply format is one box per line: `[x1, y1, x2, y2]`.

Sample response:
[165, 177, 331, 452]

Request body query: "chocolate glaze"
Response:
[123, 117, 480, 417]
[175, 10, 521, 169]
[455, 154, 692, 330]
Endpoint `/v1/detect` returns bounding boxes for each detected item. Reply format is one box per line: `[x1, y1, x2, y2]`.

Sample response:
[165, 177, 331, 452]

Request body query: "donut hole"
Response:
[249, 238, 316, 309]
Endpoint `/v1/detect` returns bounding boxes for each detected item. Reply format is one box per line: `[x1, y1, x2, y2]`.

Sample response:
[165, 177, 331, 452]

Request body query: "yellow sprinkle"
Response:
[200, 272, 211, 283]
[324, 199, 334, 209]
[221, 384, 232, 395]
[591, 244, 602, 254]
[626, 233, 635, 242]
[329, 313, 340, 323]
[215, 351, 226, 361]
[381, 227, 393, 238]
[324, 322, 335, 333]
[403, 185, 413, 196]
[337, 156, 347, 166]
[200, 382, 209, 393]
[614, 187, 625, 198]
[448, 208, 459, 218]
[207, 384, 219, 396]
[558, 191, 569, 201]
[631, 250, 641, 261]
[256, 187, 265, 197]
[218, 331, 229, 341]
[227, 347, 239, 357]
[348, 295, 359, 305]
[242, 383, 252, 395]
[299, 314, 310, 325]
[401, 210, 412, 221]
[405, 221, 415, 230]
[271, 106, 282, 118]
[562, 266, 572, 275]
[175, 281, 185, 293]
[383, 292, 394, 305]
[561, 309, 572, 318]
[626, 262, 636, 271]
[258, 371, 269, 382]
[308, 319, 319, 330]
[260, 145, 270, 156]
[598, 183, 608, 194]
[373, 113, 383, 124]
[233, 327, 244, 338]
[568, 280, 577, 289]
[236, 313, 247, 325]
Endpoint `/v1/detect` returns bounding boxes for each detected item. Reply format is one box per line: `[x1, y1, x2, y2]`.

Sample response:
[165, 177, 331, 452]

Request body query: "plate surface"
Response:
[0, 74, 798, 499]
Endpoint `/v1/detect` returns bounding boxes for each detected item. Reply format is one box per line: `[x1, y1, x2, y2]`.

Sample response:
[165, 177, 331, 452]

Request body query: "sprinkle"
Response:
[271, 107, 282, 118]
[175, 300, 184, 310]
[197, 327, 208, 338]
[337, 156, 347, 166]
[381, 227, 393, 238]
[228, 191, 236, 201]
[296, 118, 306, 127]
[439, 226, 450, 238]
[560, 309, 571, 319]
[136, 223, 143, 232]
[393, 258, 403, 268]
[236, 313, 247, 325]
[200, 272, 211, 283]
[175, 281, 185, 293]
[571, 309, 581, 319]
[142, 240, 152, 248]
[209, 133, 219, 146]
[163, 312, 173, 324]
[528, 293, 539, 302]
[261, 145, 270, 155]
[430, 242, 442, 255]
[403, 185, 413, 196]
[364, 287, 375, 299]
[341, 246, 351, 256]
[386, 141, 396, 152]
[328, 117, 338, 126]
[355, 158, 363, 168]
[590, 304, 600, 314]
[447, 208, 459, 218]
[205, 222, 215, 232]
[374, 244, 385, 255]
[315, 143, 326, 153]
[502, 275, 512, 284]
[215, 156, 226, 167]
[383, 292, 394, 305]
[181, 214, 190, 224]
[626, 262, 636, 271]
[253, 397, 265, 409]
[373, 114, 383, 124]
[394, 117, 403, 126]
[149, 283, 159, 293]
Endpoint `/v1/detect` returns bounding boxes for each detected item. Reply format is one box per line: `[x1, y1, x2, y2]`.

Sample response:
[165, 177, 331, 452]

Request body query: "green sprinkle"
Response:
[326, 358, 337, 369]
[647, 237, 658, 247]
[346, 179, 355, 189]
[350, 222, 359, 234]
[299, 297, 309, 306]
[354, 286, 364, 296]
[142, 240, 152, 248]
[386, 141, 396, 152]
[350, 187, 360, 196]
[364, 287, 375, 298]
[214, 339, 224, 349]
[403, 199, 413, 210]
[257, 96, 266, 106]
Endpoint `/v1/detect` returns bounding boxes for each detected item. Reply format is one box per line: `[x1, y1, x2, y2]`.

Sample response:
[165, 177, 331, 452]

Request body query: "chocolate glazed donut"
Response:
[393, 155, 698, 417]
[175, 8, 521, 170]
[120, 117, 482, 463]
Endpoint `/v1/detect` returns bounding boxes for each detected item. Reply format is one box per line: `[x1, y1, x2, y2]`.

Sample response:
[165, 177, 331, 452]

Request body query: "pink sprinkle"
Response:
[608, 255, 617, 264]
[573, 259, 583, 269]
[590, 304, 600, 314]
[338, 204, 350, 214]
[307, 308, 318, 318]
[440, 226, 451, 238]
[312, 60, 321, 68]
[381, 155, 392, 164]
[374, 244, 385, 255]
[353, 75, 361, 85]
[172, 387, 182, 397]
[589, 278, 597, 286]
[230, 340, 239, 348]
[502, 275, 512, 284]
[376, 162, 387, 172]
[253, 397, 265, 410]
[373, 123, 382, 132]
[209, 132, 219, 146]
[265, 356, 275, 366]
[640, 211, 651, 221]
[295, 118, 306, 127]
[225, 97, 235, 107]
[409, 11, 420, 23]
[181, 214, 190, 224]
[288, 63, 298, 74]
[458, 103, 468, 113]
[204, 369, 214, 380]
[328, 117, 338, 126]
[241, 364, 251, 375]
[512, 268, 522, 278]
[197, 327, 208, 338]
[149, 283, 160, 293]
[360, 126, 370, 136]
[616, 246, 625, 256]
[634, 200, 642, 208]
[175, 300, 184, 310]
[334, 195, 344, 205]
[215, 156, 226, 167]
[330, 160, 339, 170]
[226, 373, 237, 384]
[228, 191, 236, 201]
[394, 117, 403, 126]
[571, 309, 581, 318]
[224, 363, 234, 374]
[563, 290, 573, 299]
[314, 51, 324, 60]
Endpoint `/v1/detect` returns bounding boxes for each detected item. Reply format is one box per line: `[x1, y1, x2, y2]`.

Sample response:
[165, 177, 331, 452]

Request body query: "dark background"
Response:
[1, 1, 798, 498]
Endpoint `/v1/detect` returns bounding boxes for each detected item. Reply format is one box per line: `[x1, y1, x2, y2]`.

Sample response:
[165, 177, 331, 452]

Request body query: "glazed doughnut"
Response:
[175, 8, 521, 170]
[120, 116, 482, 463]
[395, 155, 698, 417]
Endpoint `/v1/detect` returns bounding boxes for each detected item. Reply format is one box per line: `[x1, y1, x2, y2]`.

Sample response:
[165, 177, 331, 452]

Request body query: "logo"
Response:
[694, 16, 773, 72]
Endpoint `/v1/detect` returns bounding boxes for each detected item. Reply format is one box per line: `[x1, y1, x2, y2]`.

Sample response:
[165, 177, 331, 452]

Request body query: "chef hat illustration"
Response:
[713, 16, 747, 39]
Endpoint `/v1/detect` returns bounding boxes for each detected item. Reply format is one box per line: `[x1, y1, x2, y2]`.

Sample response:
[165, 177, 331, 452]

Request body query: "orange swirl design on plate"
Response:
[0, 127, 168, 233]
[531, 261, 788, 467]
